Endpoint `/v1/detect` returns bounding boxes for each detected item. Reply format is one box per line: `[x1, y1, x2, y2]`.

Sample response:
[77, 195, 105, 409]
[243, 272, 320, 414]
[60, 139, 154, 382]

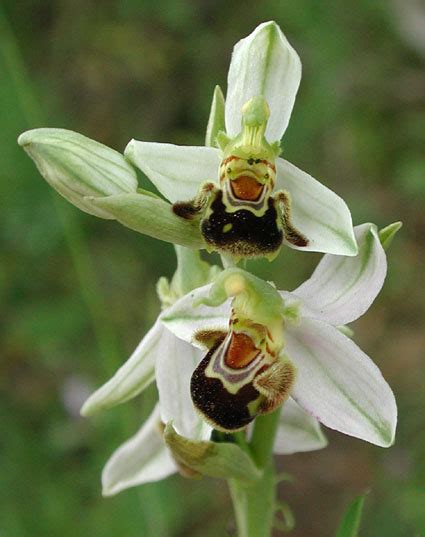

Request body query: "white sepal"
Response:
[81, 320, 163, 416]
[155, 329, 212, 440]
[225, 21, 302, 141]
[125, 140, 220, 203]
[274, 398, 328, 455]
[276, 158, 358, 256]
[293, 224, 387, 325]
[102, 404, 177, 496]
[286, 317, 397, 447]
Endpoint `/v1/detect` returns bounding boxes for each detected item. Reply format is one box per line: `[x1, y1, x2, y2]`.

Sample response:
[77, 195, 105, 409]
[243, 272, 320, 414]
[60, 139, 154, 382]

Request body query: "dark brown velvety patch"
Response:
[172, 201, 199, 220]
[201, 191, 282, 257]
[191, 345, 261, 431]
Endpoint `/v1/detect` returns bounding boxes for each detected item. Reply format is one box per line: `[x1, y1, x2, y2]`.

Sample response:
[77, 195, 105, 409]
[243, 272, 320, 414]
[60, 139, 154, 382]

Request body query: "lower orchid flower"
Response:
[81, 222, 399, 495]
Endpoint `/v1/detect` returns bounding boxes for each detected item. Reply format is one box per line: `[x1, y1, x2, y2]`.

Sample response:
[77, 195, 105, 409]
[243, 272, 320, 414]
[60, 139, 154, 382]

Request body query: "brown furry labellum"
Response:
[191, 328, 295, 432]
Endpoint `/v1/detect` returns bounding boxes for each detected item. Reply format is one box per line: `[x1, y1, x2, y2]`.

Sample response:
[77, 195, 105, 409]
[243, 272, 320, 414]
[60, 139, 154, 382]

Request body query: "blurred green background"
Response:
[1, 1, 424, 536]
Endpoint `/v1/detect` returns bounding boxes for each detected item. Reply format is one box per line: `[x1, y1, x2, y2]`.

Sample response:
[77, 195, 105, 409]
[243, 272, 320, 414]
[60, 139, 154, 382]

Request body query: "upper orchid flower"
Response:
[124, 21, 358, 258]
[18, 22, 357, 259]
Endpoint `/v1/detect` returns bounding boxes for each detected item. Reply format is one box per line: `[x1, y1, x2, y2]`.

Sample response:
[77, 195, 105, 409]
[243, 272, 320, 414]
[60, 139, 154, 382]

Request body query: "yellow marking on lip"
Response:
[230, 175, 264, 201]
[225, 332, 260, 369]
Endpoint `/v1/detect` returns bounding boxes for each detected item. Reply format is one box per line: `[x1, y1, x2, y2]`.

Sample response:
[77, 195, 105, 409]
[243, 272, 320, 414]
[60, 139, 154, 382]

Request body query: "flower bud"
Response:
[18, 128, 138, 218]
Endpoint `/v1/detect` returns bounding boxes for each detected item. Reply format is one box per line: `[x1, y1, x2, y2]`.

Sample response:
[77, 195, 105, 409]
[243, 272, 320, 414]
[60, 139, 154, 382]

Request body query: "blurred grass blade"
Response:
[335, 493, 368, 537]
[0, 6, 121, 373]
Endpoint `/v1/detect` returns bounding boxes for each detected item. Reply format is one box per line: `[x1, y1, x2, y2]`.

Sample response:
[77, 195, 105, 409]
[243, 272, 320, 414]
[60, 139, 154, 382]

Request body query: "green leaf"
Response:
[87, 193, 205, 249]
[378, 221, 402, 251]
[164, 423, 262, 482]
[205, 85, 225, 148]
[335, 493, 368, 537]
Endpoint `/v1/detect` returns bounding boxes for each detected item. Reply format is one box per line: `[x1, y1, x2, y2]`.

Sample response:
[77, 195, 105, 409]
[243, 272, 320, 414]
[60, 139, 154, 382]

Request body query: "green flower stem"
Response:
[229, 465, 276, 537]
[250, 407, 282, 467]
[228, 408, 282, 537]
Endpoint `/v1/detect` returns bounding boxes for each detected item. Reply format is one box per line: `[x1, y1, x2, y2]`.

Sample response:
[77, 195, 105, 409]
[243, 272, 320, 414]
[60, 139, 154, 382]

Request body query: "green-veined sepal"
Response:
[18, 128, 138, 218]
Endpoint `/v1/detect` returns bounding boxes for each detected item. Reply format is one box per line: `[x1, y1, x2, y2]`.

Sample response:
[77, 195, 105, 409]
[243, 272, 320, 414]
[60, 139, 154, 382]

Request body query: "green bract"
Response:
[163, 423, 262, 482]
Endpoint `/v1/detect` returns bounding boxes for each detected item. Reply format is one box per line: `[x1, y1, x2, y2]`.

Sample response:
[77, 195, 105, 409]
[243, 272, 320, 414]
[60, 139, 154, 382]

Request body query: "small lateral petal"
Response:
[160, 284, 230, 346]
[81, 321, 162, 416]
[274, 398, 328, 455]
[205, 85, 226, 148]
[102, 405, 177, 496]
[87, 193, 204, 249]
[287, 317, 397, 447]
[276, 158, 358, 256]
[292, 224, 387, 325]
[125, 140, 220, 203]
[156, 329, 212, 441]
[225, 21, 302, 141]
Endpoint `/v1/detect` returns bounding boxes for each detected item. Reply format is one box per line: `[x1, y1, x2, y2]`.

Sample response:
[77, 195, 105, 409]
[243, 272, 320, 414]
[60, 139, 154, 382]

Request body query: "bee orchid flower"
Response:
[162, 223, 397, 448]
[19, 21, 357, 260]
[123, 21, 358, 259]
[82, 222, 399, 495]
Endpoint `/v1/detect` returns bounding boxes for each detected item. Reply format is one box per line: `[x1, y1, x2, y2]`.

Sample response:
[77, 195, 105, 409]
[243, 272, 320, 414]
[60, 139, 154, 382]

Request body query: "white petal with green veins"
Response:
[156, 329, 211, 441]
[292, 224, 387, 325]
[225, 21, 301, 141]
[102, 405, 177, 496]
[125, 140, 220, 203]
[81, 320, 163, 416]
[274, 398, 328, 455]
[18, 128, 138, 219]
[276, 158, 358, 256]
[286, 318, 397, 447]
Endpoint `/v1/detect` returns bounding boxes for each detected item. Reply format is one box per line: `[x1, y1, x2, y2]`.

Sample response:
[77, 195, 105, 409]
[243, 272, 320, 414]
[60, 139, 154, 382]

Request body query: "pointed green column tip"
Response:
[223, 94, 279, 160]
[241, 95, 270, 127]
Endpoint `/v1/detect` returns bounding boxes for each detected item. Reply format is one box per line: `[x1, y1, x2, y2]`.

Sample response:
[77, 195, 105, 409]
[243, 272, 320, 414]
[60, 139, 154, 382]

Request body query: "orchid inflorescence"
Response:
[19, 19, 401, 534]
